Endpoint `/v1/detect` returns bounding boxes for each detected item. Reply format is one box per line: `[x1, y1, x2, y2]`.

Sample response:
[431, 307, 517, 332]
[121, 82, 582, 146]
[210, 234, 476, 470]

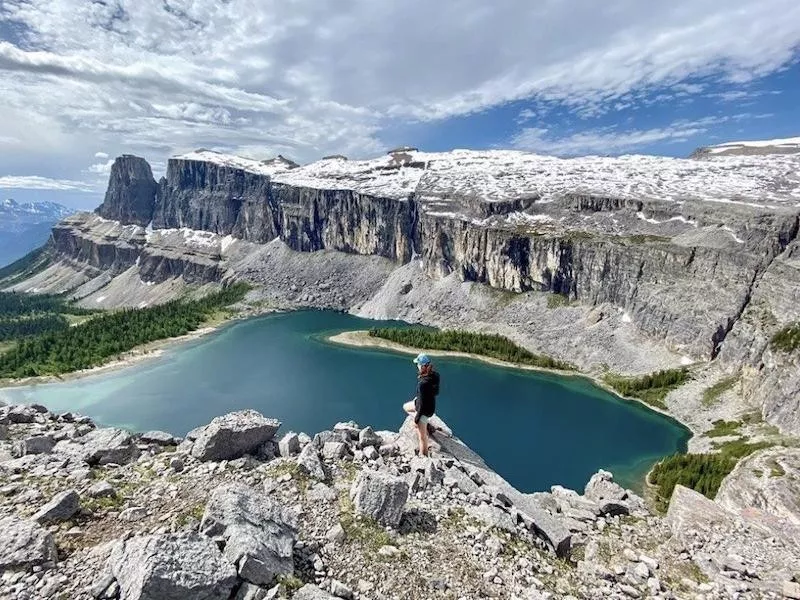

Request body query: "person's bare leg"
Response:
[416, 420, 429, 456]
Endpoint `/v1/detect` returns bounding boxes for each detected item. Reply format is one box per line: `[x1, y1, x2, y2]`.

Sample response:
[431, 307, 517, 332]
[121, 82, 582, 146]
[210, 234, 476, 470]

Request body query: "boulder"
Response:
[55, 427, 140, 466]
[200, 482, 297, 587]
[297, 444, 327, 480]
[0, 515, 57, 570]
[278, 432, 300, 457]
[358, 426, 382, 449]
[235, 583, 278, 600]
[191, 410, 281, 462]
[12, 434, 55, 457]
[466, 504, 517, 533]
[88, 480, 117, 498]
[5, 404, 37, 423]
[312, 430, 349, 449]
[107, 532, 237, 600]
[333, 421, 360, 440]
[294, 584, 338, 600]
[0, 423, 7, 441]
[33, 489, 81, 523]
[322, 441, 348, 460]
[350, 470, 409, 527]
[140, 431, 177, 445]
[443, 467, 480, 495]
[784, 581, 800, 600]
[584, 470, 631, 516]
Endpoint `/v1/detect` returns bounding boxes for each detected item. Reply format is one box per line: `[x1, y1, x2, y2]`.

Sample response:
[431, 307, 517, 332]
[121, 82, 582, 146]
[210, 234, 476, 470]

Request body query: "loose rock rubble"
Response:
[0, 402, 797, 599]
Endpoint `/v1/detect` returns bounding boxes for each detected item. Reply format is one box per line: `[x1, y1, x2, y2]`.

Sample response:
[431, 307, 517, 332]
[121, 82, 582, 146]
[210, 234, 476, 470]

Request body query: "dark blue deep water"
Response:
[0, 311, 689, 492]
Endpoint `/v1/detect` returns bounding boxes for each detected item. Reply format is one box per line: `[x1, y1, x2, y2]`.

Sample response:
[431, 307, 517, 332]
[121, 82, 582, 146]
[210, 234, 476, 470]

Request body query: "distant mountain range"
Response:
[0, 199, 73, 268]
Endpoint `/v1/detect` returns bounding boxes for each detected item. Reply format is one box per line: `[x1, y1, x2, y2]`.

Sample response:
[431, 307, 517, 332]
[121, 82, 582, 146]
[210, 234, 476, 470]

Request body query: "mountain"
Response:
[691, 135, 800, 157]
[0, 198, 73, 268]
[5, 142, 800, 441]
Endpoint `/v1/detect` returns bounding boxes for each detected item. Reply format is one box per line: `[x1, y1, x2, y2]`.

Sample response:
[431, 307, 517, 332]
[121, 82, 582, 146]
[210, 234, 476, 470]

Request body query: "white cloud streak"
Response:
[0, 175, 97, 191]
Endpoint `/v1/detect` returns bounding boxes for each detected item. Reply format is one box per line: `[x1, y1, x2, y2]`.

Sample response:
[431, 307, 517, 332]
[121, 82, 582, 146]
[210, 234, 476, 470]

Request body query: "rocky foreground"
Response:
[1, 403, 798, 600]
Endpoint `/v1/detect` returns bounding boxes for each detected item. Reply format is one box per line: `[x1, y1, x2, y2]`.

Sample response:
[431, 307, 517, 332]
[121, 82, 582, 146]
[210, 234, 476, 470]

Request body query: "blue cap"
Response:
[413, 353, 431, 365]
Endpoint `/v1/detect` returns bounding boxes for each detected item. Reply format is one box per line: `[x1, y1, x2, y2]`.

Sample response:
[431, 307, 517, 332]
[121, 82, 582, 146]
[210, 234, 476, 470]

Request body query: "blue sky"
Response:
[0, 0, 799, 210]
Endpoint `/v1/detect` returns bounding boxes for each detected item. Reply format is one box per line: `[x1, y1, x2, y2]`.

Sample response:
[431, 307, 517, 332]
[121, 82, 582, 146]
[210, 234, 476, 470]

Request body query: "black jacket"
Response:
[414, 370, 440, 423]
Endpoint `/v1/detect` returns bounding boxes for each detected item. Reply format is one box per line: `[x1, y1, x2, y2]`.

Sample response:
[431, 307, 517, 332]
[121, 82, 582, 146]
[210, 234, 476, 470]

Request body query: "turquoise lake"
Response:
[0, 310, 689, 492]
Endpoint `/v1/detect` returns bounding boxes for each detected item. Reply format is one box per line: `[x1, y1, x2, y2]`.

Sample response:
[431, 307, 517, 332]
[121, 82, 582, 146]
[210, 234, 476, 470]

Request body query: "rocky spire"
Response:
[95, 155, 157, 226]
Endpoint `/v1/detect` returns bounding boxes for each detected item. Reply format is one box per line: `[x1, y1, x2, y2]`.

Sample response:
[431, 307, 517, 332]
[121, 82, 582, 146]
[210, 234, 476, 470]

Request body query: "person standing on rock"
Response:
[403, 353, 440, 457]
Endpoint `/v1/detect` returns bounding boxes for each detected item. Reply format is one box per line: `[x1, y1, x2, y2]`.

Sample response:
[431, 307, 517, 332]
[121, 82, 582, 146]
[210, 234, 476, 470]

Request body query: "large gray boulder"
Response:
[350, 470, 409, 527]
[191, 410, 281, 462]
[278, 432, 300, 457]
[12, 435, 55, 457]
[0, 515, 57, 570]
[107, 532, 237, 600]
[200, 482, 296, 586]
[54, 427, 140, 466]
[297, 443, 327, 480]
[293, 584, 338, 599]
[33, 489, 80, 523]
[140, 430, 177, 445]
[584, 470, 631, 516]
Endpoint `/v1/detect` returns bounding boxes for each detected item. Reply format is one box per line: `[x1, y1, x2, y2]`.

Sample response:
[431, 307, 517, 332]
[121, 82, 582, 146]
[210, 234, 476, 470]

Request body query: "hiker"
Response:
[403, 353, 440, 457]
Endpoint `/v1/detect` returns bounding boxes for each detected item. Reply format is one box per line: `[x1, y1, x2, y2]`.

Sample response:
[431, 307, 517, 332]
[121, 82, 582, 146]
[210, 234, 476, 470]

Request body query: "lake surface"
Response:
[0, 310, 689, 492]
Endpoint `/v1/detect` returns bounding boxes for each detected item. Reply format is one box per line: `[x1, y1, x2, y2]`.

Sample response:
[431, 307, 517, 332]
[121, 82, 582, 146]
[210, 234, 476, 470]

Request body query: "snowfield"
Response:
[172, 147, 800, 207]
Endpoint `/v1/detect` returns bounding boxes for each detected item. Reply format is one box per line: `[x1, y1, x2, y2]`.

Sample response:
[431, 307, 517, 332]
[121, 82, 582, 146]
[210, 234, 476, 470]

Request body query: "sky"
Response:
[0, 0, 799, 211]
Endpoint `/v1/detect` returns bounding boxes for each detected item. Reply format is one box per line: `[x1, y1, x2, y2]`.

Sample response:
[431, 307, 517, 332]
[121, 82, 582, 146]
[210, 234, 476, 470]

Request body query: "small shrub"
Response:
[771, 322, 800, 353]
[546, 293, 570, 309]
[770, 461, 785, 478]
[702, 375, 739, 406]
[706, 420, 742, 438]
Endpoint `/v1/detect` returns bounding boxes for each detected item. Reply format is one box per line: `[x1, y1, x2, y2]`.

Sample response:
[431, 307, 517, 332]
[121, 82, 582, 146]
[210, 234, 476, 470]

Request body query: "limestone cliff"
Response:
[12, 146, 800, 435]
[95, 156, 157, 226]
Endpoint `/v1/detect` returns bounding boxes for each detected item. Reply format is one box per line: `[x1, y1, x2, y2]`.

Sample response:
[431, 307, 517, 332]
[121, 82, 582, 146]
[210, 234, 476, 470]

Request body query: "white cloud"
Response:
[87, 159, 114, 175]
[0, 0, 798, 185]
[94, 151, 108, 159]
[0, 175, 96, 191]
[510, 115, 752, 155]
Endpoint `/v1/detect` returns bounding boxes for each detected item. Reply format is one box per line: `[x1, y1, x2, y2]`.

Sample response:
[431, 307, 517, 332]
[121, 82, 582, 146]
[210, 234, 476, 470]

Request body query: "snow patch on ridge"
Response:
[172, 148, 800, 206]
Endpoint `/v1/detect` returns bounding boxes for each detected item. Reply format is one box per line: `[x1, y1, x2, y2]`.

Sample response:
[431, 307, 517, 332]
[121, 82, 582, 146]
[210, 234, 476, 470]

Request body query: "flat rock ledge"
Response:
[1, 401, 798, 600]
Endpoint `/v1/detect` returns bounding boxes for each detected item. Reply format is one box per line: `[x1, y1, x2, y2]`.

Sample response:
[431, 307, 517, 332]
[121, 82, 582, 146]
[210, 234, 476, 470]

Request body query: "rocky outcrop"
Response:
[54, 426, 140, 466]
[189, 410, 281, 462]
[32, 489, 80, 523]
[2, 403, 799, 599]
[106, 533, 238, 600]
[200, 483, 297, 586]
[96, 155, 157, 226]
[349, 470, 409, 527]
[0, 515, 57, 570]
[716, 447, 800, 538]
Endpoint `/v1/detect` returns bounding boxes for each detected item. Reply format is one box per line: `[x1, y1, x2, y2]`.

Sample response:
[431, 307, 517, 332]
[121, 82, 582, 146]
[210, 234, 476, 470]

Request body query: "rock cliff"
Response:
[96, 156, 157, 226]
[2, 403, 797, 600]
[10, 145, 800, 436]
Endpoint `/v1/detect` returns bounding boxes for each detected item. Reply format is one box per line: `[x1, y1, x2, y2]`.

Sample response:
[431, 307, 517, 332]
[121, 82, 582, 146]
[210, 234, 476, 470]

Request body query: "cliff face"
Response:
[25, 148, 800, 433]
[96, 155, 157, 226]
[153, 159, 281, 242]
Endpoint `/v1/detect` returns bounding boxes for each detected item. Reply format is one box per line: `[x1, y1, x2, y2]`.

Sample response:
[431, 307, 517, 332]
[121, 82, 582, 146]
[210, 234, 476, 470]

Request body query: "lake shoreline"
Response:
[326, 329, 695, 444]
[0, 325, 224, 389]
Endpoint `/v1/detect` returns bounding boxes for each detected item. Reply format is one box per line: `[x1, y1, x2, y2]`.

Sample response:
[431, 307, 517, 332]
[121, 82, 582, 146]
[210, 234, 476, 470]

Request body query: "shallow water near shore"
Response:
[0, 310, 689, 492]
